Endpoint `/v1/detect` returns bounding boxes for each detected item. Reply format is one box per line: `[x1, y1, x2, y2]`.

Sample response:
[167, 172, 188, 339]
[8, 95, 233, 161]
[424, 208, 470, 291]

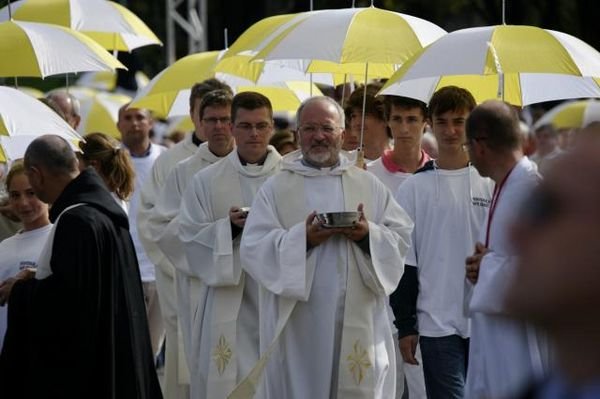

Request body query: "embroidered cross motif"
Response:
[213, 334, 233, 375]
[347, 339, 372, 385]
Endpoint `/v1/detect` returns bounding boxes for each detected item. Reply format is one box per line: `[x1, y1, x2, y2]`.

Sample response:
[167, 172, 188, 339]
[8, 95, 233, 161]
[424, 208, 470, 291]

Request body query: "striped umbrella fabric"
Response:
[534, 99, 600, 129]
[0, 0, 161, 51]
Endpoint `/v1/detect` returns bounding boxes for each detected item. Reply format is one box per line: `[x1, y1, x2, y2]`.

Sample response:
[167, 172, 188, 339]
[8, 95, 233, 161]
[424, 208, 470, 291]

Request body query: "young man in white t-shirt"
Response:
[367, 96, 430, 399]
[392, 86, 494, 398]
[368, 96, 431, 192]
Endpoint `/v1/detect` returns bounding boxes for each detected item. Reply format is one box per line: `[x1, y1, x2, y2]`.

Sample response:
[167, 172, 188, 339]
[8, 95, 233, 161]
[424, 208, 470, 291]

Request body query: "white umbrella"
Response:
[0, 0, 161, 51]
[0, 86, 82, 160]
[0, 20, 125, 78]
[379, 25, 600, 106]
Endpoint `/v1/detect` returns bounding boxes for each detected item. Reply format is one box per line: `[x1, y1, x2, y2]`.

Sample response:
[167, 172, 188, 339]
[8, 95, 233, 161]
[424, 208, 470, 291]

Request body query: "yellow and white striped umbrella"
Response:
[380, 73, 600, 107]
[132, 51, 329, 117]
[237, 82, 323, 113]
[534, 99, 600, 130]
[0, 86, 82, 160]
[0, 20, 125, 78]
[228, 7, 446, 66]
[0, 0, 161, 51]
[76, 70, 150, 92]
[379, 25, 600, 106]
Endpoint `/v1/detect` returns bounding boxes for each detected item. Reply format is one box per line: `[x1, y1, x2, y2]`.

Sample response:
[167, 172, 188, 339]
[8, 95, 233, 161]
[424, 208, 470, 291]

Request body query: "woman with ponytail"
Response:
[78, 132, 135, 213]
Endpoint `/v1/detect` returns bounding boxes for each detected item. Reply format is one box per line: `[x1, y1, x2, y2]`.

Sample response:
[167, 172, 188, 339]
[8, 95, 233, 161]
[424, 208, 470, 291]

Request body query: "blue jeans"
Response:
[419, 335, 469, 399]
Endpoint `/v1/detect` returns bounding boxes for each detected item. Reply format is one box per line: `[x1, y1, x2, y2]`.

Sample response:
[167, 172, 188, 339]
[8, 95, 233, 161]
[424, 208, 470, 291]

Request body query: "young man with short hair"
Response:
[392, 86, 494, 398]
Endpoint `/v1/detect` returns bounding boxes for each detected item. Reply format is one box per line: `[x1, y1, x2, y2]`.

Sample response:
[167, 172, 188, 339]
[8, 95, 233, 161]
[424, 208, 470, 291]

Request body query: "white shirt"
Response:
[395, 164, 494, 338]
[128, 142, 167, 282]
[0, 224, 53, 351]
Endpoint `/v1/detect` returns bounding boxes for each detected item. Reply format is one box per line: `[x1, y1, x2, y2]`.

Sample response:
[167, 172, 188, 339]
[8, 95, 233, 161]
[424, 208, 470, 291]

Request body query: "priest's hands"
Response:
[306, 204, 369, 250]
[337, 203, 369, 242]
[399, 334, 419, 365]
[306, 211, 339, 249]
[230, 206, 248, 229]
[466, 241, 489, 284]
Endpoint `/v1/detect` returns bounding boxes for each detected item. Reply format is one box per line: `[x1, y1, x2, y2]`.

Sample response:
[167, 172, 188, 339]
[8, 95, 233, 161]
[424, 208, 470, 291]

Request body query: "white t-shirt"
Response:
[128, 143, 167, 282]
[367, 157, 412, 193]
[395, 164, 494, 338]
[0, 224, 53, 351]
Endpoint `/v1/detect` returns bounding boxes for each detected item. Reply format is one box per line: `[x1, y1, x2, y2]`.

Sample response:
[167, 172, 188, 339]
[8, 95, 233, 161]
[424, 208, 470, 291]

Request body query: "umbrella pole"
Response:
[502, 0, 506, 24]
[224, 28, 229, 48]
[340, 74, 347, 107]
[357, 62, 369, 168]
[310, 73, 313, 96]
[7, 0, 12, 19]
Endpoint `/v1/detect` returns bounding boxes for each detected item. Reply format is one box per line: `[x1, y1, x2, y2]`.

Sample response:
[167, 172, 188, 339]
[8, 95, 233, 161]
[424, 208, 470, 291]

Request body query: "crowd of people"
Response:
[0, 78, 598, 399]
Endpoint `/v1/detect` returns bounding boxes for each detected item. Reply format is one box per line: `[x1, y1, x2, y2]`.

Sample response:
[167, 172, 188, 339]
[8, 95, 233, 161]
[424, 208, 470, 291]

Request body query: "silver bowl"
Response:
[317, 211, 360, 228]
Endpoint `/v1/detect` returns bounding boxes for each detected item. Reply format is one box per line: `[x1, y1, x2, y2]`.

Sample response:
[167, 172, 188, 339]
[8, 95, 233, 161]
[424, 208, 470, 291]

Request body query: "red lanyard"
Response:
[485, 166, 516, 248]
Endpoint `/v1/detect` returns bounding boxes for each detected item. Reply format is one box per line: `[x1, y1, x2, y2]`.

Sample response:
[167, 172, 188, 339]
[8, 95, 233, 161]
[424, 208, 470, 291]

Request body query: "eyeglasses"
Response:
[202, 116, 231, 125]
[235, 122, 272, 134]
[298, 124, 342, 135]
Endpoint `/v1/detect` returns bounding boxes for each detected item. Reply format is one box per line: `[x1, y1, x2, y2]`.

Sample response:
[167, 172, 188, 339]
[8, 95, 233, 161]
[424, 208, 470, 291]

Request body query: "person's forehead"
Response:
[300, 102, 338, 122]
[235, 107, 271, 122]
[433, 108, 470, 120]
[122, 107, 149, 117]
[203, 105, 230, 116]
[390, 105, 424, 116]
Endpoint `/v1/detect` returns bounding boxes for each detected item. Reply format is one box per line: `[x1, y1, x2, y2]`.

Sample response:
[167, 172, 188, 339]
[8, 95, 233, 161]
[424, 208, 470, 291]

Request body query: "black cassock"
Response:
[0, 169, 162, 399]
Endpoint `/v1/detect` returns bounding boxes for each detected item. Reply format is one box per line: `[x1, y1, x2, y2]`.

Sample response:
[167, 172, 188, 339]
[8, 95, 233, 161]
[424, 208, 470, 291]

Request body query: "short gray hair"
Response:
[296, 96, 345, 129]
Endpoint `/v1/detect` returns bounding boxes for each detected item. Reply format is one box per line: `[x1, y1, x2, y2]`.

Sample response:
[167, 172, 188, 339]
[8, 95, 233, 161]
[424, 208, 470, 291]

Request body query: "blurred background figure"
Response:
[269, 130, 298, 156]
[507, 126, 600, 398]
[343, 82, 392, 161]
[78, 132, 136, 213]
[420, 129, 438, 159]
[45, 89, 82, 130]
[518, 121, 536, 157]
[117, 104, 167, 360]
[530, 124, 563, 175]
[0, 160, 52, 350]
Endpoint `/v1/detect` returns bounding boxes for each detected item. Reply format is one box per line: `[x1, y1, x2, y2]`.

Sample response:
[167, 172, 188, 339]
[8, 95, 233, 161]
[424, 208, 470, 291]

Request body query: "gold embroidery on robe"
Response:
[347, 339, 372, 385]
[213, 334, 233, 375]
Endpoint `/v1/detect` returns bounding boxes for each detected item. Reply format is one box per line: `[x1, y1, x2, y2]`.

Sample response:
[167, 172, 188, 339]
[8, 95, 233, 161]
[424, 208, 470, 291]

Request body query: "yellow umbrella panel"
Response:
[380, 74, 600, 107]
[237, 82, 323, 112]
[0, 20, 125, 78]
[1, 0, 161, 51]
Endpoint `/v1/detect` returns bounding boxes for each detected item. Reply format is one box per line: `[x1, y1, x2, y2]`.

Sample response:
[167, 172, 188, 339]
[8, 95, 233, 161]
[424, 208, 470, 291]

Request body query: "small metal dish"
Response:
[317, 211, 360, 228]
[240, 207, 251, 217]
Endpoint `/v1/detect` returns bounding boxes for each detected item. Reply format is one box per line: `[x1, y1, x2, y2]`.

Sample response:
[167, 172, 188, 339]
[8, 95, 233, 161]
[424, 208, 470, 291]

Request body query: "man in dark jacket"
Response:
[0, 135, 162, 399]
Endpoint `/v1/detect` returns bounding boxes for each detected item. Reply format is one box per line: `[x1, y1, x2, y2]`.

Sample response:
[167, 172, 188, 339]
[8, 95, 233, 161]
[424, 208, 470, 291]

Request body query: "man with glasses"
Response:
[239, 96, 413, 398]
[176, 91, 281, 398]
[137, 80, 233, 399]
[146, 89, 234, 397]
[392, 86, 493, 398]
[463, 100, 548, 399]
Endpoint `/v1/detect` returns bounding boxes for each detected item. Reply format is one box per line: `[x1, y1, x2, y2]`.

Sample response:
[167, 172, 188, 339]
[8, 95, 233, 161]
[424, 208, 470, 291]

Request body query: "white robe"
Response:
[466, 157, 548, 399]
[136, 133, 198, 396]
[178, 148, 281, 399]
[239, 151, 414, 399]
[147, 141, 223, 396]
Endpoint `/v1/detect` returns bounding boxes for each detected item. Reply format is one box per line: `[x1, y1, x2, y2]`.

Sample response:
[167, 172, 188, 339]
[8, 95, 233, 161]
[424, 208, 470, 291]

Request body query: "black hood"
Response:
[49, 168, 129, 229]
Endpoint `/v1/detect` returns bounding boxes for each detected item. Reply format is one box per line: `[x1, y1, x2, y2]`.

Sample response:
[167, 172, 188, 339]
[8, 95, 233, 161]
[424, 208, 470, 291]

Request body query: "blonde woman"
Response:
[78, 132, 135, 214]
[0, 161, 52, 351]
